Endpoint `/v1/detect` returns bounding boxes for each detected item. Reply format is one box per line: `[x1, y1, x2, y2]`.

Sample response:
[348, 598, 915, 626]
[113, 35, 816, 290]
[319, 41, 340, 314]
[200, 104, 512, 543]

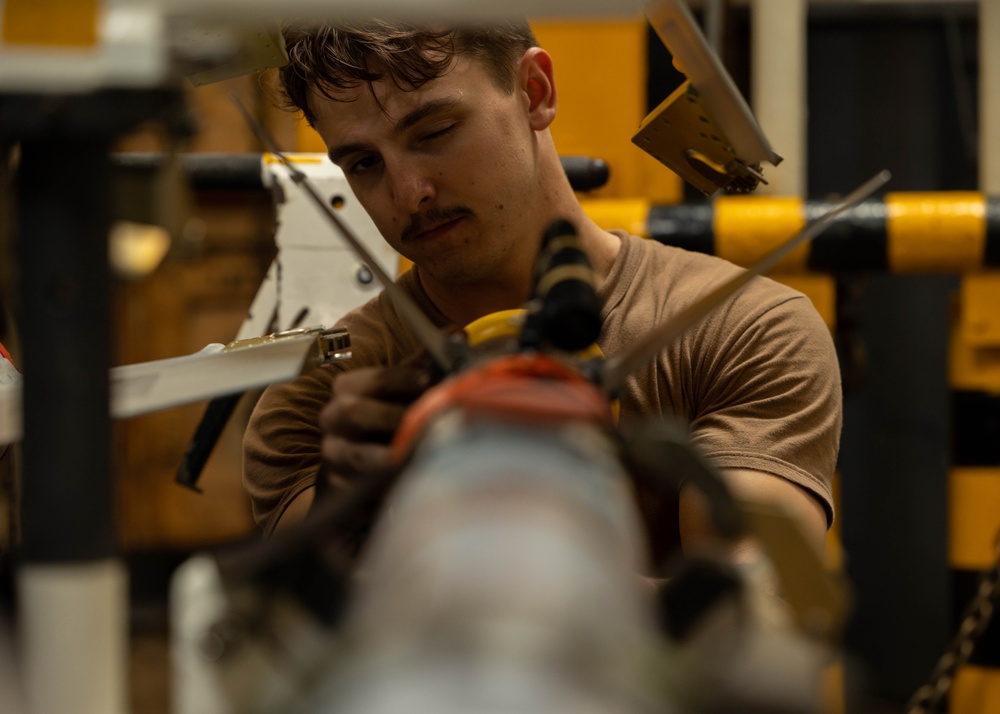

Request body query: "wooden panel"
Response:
[112, 78, 290, 549]
[114, 200, 274, 549]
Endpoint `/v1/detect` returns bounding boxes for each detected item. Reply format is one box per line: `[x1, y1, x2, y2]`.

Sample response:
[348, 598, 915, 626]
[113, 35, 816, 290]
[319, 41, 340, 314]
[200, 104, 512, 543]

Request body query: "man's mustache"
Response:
[401, 206, 475, 243]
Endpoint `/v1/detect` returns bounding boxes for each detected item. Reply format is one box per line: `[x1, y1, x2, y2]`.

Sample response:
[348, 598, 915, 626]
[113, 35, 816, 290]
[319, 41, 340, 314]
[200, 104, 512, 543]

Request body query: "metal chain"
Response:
[905, 529, 1000, 714]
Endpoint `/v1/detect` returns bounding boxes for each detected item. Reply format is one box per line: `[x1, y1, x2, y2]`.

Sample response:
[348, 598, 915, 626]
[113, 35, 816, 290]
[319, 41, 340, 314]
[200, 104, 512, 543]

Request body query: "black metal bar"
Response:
[648, 202, 714, 255]
[805, 199, 889, 272]
[113, 152, 265, 191]
[175, 393, 243, 492]
[951, 568, 1000, 667]
[110, 152, 611, 193]
[3, 89, 186, 561]
[559, 155, 609, 192]
[17, 137, 115, 562]
[986, 199, 1000, 268]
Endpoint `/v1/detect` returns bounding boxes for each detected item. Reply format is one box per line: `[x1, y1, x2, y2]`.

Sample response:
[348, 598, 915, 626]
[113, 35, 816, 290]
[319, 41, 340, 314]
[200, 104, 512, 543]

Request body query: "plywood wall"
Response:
[113, 73, 293, 550]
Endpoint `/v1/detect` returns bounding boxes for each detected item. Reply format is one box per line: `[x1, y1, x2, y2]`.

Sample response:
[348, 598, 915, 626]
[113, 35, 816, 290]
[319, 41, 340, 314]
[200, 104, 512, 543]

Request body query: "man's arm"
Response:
[268, 365, 430, 534]
[243, 367, 333, 536]
[675, 284, 841, 557]
[678, 467, 828, 560]
[677, 467, 830, 630]
[272, 487, 315, 534]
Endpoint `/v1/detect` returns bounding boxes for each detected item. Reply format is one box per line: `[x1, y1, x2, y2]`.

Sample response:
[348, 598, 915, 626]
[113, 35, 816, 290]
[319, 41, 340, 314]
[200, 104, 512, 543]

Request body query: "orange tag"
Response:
[3, 0, 99, 47]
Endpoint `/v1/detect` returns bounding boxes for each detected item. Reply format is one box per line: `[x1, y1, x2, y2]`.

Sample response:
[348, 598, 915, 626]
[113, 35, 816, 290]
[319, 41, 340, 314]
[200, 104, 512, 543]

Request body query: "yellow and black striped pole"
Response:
[583, 192, 1000, 274]
[947, 273, 1000, 713]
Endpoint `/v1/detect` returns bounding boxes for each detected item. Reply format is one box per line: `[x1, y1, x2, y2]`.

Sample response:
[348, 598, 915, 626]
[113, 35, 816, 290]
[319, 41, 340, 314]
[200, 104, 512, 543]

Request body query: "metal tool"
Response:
[636, 0, 782, 194]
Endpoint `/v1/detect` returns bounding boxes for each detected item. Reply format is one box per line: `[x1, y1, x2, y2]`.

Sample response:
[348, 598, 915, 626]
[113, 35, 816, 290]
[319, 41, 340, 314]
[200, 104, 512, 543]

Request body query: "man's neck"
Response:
[414, 223, 622, 329]
[416, 267, 533, 329]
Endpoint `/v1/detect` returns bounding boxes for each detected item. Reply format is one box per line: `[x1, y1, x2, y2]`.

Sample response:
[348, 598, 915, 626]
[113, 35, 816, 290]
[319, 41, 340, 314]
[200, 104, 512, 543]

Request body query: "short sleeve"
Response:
[687, 293, 842, 525]
[242, 365, 338, 535]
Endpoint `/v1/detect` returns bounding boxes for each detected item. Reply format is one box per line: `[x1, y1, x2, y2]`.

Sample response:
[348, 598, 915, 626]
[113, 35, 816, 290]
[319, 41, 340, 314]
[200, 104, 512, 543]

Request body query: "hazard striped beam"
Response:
[948, 319, 1000, 712]
[581, 193, 1000, 273]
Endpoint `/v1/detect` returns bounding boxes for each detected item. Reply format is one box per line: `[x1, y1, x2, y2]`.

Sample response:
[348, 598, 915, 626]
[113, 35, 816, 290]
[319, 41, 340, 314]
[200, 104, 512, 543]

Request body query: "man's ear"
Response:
[518, 47, 557, 131]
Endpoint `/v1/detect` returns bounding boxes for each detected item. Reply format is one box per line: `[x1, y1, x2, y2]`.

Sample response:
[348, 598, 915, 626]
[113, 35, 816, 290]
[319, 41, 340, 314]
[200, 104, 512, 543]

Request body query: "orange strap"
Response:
[391, 353, 613, 464]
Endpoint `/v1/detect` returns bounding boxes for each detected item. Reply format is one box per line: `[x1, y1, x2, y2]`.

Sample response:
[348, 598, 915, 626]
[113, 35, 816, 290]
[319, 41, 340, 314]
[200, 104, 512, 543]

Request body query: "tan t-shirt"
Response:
[243, 232, 841, 537]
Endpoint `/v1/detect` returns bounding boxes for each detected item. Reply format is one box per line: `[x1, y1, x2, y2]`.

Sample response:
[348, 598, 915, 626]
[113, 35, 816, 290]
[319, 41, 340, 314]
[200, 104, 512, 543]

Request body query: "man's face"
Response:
[309, 53, 541, 291]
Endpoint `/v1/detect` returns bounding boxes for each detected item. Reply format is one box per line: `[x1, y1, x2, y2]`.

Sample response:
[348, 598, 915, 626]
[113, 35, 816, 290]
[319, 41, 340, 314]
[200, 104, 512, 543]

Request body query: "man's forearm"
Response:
[272, 486, 315, 535]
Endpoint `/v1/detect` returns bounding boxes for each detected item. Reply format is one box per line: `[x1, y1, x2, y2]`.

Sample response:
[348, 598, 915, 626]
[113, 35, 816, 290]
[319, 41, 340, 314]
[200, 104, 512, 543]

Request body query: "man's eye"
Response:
[422, 124, 456, 142]
[349, 155, 381, 175]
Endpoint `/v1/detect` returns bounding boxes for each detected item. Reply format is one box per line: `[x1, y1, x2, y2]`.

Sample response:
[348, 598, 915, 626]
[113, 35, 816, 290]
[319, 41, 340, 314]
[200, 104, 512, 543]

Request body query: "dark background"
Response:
[647, 3, 982, 708]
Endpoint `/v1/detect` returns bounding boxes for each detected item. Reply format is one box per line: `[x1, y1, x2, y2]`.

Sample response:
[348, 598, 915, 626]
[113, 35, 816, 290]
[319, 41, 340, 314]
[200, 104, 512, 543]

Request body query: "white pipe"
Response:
[751, 0, 807, 197]
[19, 560, 128, 714]
[318, 421, 655, 713]
[981, 0, 1000, 194]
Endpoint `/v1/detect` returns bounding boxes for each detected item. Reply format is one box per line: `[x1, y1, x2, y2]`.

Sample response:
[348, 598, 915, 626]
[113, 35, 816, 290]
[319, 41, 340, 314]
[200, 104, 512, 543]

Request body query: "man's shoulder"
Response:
[607, 233, 806, 315]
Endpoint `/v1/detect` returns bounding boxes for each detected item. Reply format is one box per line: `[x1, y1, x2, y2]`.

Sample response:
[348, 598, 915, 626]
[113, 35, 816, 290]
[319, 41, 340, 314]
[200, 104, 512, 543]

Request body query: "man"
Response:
[243, 19, 840, 563]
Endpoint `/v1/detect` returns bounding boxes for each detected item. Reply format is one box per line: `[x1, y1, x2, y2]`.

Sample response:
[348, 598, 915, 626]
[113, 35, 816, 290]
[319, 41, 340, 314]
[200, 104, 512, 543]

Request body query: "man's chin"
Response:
[416, 260, 492, 289]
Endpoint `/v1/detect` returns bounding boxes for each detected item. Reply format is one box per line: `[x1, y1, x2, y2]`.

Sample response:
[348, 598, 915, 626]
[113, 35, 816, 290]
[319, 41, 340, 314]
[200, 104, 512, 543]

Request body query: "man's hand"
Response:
[270, 365, 431, 535]
[318, 365, 431, 487]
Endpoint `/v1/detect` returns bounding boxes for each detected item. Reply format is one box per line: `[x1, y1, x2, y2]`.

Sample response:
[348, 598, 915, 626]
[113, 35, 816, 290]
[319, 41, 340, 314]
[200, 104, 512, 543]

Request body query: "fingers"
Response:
[318, 365, 430, 480]
[319, 366, 428, 438]
[320, 435, 392, 478]
[338, 365, 431, 402]
[319, 391, 410, 441]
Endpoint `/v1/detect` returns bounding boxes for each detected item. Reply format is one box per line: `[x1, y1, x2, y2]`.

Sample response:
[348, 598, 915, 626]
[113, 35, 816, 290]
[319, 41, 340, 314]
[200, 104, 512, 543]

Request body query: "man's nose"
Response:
[390, 162, 436, 213]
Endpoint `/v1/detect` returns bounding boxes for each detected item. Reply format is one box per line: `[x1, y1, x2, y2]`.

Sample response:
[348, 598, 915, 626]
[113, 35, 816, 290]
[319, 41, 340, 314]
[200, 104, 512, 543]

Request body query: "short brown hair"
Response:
[279, 20, 537, 125]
